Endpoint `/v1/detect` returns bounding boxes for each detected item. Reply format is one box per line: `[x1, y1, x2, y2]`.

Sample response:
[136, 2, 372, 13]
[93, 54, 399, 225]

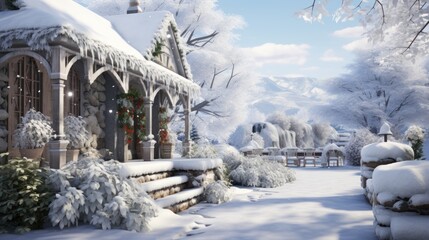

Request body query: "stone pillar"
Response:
[49, 80, 69, 169]
[49, 47, 69, 169]
[143, 96, 155, 161]
[182, 95, 193, 156]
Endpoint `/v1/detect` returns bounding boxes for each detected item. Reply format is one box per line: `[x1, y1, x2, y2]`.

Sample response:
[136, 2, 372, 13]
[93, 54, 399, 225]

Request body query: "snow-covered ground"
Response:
[2, 166, 376, 240]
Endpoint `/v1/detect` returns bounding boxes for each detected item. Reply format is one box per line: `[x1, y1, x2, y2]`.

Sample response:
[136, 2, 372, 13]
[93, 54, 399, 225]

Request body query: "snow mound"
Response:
[361, 142, 414, 163]
[373, 161, 429, 198]
[391, 216, 429, 240]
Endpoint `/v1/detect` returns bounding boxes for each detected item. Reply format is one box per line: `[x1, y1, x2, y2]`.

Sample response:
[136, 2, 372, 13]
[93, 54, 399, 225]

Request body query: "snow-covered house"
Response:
[0, 0, 199, 168]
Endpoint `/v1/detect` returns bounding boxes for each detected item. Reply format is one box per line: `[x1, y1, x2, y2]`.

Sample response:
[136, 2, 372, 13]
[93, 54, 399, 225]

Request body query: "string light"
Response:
[109, 109, 113, 113]
[67, 91, 73, 97]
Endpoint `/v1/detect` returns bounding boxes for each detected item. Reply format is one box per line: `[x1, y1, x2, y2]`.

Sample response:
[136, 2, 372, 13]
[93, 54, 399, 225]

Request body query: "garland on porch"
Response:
[158, 107, 170, 144]
[117, 89, 145, 144]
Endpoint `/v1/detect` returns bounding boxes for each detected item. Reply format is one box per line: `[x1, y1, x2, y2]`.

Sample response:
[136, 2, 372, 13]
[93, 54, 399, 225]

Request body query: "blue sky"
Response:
[217, 0, 364, 80]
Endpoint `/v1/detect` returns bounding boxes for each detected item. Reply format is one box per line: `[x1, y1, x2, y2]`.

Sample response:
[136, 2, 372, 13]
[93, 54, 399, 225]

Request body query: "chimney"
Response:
[127, 0, 142, 14]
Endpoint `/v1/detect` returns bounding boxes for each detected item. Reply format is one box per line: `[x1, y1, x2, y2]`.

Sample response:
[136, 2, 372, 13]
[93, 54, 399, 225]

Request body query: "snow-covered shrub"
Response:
[188, 142, 218, 158]
[345, 129, 378, 166]
[204, 181, 232, 204]
[64, 115, 90, 149]
[405, 125, 425, 159]
[0, 159, 54, 233]
[47, 158, 158, 232]
[13, 108, 54, 149]
[215, 144, 244, 172]
[229, 156, 296, 188]
[214, 144, 295, 188]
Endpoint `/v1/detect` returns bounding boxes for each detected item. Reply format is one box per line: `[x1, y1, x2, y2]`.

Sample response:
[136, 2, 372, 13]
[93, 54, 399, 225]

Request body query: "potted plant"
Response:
[64, 115, 89, 162]
[13, 108, 54, 159]
[159, 107, 174, 159]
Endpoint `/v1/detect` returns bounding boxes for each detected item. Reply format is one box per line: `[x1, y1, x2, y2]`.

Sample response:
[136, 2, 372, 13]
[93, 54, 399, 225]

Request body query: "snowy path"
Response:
[181, 166, 376, 240]
[1, 166, 377, 240]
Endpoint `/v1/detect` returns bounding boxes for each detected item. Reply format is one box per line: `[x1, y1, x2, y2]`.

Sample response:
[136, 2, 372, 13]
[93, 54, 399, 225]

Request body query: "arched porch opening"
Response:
[152, 87, 174, 159]
[0, 54, 51, 157]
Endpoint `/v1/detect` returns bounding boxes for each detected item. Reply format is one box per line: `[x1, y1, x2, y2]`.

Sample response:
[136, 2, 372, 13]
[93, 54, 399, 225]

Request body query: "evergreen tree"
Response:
[190, 125, 200, 142]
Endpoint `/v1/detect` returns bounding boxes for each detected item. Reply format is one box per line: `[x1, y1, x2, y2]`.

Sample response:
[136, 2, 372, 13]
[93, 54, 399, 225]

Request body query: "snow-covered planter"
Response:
[204, 181, 232, 204]
[64, 115, 89, 149]
[13, 109, 54, 158]
[372, 161, 429, 240]
[360, 142, 414, 203]
[47, 158, 158, 232]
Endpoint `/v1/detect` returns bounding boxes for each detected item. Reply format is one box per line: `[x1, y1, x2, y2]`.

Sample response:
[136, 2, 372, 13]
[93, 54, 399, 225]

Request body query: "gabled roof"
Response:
[0, 0, 198, 96]
[107, 11, 192, 79]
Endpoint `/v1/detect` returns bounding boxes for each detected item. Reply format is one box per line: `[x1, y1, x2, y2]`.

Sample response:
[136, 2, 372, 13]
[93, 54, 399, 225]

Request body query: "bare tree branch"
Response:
[403, 20, 429, 53]
[225, 62, 240, 89]
[209, 66, 228, 89]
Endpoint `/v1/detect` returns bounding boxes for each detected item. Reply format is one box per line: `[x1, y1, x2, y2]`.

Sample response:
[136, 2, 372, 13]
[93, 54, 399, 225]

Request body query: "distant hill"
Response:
[251, 76, 331, 119]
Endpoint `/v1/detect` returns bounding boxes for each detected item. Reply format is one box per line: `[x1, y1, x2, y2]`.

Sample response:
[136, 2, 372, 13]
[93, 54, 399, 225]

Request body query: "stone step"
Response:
[156, 187, 204, 213]
[140, 175, 188, 200]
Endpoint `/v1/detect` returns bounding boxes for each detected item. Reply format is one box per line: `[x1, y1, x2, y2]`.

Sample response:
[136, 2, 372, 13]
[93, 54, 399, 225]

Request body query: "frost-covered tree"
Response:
[345, 129, 378, 166]
[319, 51, 426, 133]
[298, 0, 429, 58]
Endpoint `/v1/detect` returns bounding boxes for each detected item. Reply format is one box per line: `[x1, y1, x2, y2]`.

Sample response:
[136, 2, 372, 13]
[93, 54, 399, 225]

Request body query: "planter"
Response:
[136, 141, 144, 159]
[19, 147, 44, 159]
[66, 149, 80, 163]
[160, 143, 174, 159]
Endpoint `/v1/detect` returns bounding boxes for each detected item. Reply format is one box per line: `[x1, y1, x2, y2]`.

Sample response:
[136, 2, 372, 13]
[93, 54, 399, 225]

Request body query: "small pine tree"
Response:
[190, 125, 200, 142]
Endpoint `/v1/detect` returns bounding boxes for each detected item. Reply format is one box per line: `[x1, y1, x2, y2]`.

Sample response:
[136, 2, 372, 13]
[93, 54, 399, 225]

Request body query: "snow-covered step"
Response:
[156, 187, 204, 212]
[140, 176, 189, 200]
[140, 176, 188, 192]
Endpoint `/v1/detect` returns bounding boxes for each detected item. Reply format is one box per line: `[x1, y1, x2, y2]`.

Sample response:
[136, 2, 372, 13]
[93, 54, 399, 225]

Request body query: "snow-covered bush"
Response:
[187, 142, 218, 158]
[229, 156, 296, 188]
[47, 158, 158, 232]
[13, 108, 54, 149]
[64, 115, 90, 149]
[405, 125, 425, 159]
[0, 159, 54, 233]
[204, 181, 232, 204]
[345, 129, 378, 166]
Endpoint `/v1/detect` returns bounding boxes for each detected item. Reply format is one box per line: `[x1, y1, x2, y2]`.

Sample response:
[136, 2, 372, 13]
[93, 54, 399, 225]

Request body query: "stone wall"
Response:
[0, 67, 8, 153]
[82, 76, 106, 155]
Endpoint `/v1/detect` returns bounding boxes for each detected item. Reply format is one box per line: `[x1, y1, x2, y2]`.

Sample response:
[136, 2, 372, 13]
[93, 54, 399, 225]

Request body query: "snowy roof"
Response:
[107, 11, 192, 79]
[0, 0, 199, 96]
[361, 142, 414, 163]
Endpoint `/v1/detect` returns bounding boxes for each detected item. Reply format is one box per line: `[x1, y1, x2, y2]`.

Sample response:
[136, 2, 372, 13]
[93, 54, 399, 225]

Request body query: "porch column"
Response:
[143, 96, 155, 161]
[49, 47, 69, 169]
[183, 95, 193, 156]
